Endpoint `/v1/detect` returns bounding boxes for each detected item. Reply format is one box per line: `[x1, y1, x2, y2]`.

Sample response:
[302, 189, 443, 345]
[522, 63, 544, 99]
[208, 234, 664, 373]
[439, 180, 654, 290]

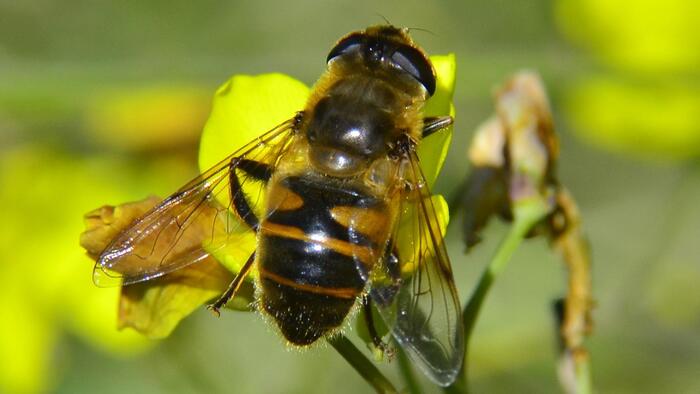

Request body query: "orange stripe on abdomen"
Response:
[259, 267, 360, 299]
[260, 221, 375, 267]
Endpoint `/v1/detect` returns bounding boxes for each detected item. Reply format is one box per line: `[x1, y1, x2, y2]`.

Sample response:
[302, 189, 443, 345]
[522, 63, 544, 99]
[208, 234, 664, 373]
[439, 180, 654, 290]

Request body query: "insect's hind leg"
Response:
[422, 116, 453, 138]
[362, 244, 400, 357]
[229, 158, 273, 231]
[362, 295, 394, 357]
[208, 251, 256, 316]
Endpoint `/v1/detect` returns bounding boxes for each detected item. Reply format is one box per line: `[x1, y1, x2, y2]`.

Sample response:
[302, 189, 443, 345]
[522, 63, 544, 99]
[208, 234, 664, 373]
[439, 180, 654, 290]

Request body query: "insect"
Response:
[94, 25, 464, 386]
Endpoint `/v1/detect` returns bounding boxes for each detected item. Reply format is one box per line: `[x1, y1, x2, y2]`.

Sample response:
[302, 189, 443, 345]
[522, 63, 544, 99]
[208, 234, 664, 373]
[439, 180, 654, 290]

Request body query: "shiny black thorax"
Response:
[303, 25, 434, 177]
[307, 76, 400, 159]
[304, 73, 416, 177]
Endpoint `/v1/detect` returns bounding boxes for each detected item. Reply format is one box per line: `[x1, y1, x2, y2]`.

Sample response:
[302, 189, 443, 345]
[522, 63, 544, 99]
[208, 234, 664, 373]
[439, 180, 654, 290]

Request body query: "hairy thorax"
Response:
[304, 73, 423, 177]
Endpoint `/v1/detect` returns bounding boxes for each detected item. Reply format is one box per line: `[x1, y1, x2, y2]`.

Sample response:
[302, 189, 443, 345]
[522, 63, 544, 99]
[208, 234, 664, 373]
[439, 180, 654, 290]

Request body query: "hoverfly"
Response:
[94, 25, 464, 386]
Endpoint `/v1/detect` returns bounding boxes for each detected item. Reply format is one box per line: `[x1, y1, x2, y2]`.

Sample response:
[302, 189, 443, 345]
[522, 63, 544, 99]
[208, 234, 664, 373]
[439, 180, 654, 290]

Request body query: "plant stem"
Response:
[397, 347, 421, 394]
[576, 353, 592, 394]
[450, 199, 550, 391]
[552, 188, 594, 394]
[328, 335, 398, 394]
[464, 200, 545, 342]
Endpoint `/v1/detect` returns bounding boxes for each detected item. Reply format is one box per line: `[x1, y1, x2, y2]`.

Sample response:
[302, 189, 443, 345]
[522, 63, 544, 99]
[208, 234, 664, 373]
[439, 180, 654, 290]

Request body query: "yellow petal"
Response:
[85, 85, 210, 151]
[565, 76, 700, 160]
[0, 285, 56, 394]
[198, 73, 310, 172]
[420, 54, 457, 188]
[555, 0, 700, 74]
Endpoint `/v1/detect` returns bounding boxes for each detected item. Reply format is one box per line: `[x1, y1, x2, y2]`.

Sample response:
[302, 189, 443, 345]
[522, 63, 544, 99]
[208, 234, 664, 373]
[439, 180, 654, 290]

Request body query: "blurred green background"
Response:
[1, 1, 698, 393]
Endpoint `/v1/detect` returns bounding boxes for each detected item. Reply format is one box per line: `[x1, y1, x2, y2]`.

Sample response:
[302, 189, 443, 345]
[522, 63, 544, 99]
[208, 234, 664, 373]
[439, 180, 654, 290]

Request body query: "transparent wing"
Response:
[93, 117, 300, 287]
[369, 150, 464, 387]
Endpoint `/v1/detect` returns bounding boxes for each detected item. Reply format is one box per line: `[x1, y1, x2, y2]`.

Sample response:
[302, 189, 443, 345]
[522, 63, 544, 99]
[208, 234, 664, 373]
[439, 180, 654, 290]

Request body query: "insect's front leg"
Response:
[388, 116, 453, 160]
[422, 116, 453, 138]
[229, 158, 273, 231]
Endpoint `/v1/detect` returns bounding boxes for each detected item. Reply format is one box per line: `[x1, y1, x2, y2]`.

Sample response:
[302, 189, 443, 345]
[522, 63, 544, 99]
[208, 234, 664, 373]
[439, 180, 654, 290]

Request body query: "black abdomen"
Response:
[258, 175, 383, 345]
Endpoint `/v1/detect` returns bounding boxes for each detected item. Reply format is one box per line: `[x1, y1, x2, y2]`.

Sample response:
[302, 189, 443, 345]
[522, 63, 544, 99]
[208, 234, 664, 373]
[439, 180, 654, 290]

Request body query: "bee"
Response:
[94, 25, 464, 386]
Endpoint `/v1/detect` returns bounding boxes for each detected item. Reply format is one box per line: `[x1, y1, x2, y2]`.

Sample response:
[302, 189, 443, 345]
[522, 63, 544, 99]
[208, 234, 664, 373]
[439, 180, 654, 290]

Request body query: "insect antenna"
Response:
[376, 13, 393, 26]
[407, 27, 435, 36]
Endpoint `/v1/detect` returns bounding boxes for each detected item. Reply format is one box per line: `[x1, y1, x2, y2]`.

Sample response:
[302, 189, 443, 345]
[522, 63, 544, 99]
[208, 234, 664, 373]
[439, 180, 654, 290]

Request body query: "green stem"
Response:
[328, 335, 398, 394]
[576, 356, 592, 394]
[450, 199, 550, 391]
[463, 206, 541, 337]
[397, 347, 421, 394]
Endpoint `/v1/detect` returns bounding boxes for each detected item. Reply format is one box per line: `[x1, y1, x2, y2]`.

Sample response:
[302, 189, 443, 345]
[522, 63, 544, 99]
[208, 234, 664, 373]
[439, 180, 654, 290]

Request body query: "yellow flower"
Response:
[0, 149, 156, 394]
[85, 85, 210, 151]
[555, 0, 700, 160]
[556, 0, 699, 74]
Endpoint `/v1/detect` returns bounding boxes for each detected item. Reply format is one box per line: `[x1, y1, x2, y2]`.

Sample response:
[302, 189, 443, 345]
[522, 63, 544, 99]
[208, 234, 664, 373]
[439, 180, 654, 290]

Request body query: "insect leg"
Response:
[363, 242, 400, 356]
[229, 158, 273, 230]
[211, 158, 267, 313]
[207, 251, 256, 316]
[234, 158, 273, 181]
[369, 242, 402, 307]
[422, 116, 453, 138]
[362, 295, 392, 355]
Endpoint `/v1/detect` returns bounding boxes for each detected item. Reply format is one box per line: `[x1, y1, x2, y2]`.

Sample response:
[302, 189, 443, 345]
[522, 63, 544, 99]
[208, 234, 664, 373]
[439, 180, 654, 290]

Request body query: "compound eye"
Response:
[327, 33, 365, 63]
[390, 46, 436, 96]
